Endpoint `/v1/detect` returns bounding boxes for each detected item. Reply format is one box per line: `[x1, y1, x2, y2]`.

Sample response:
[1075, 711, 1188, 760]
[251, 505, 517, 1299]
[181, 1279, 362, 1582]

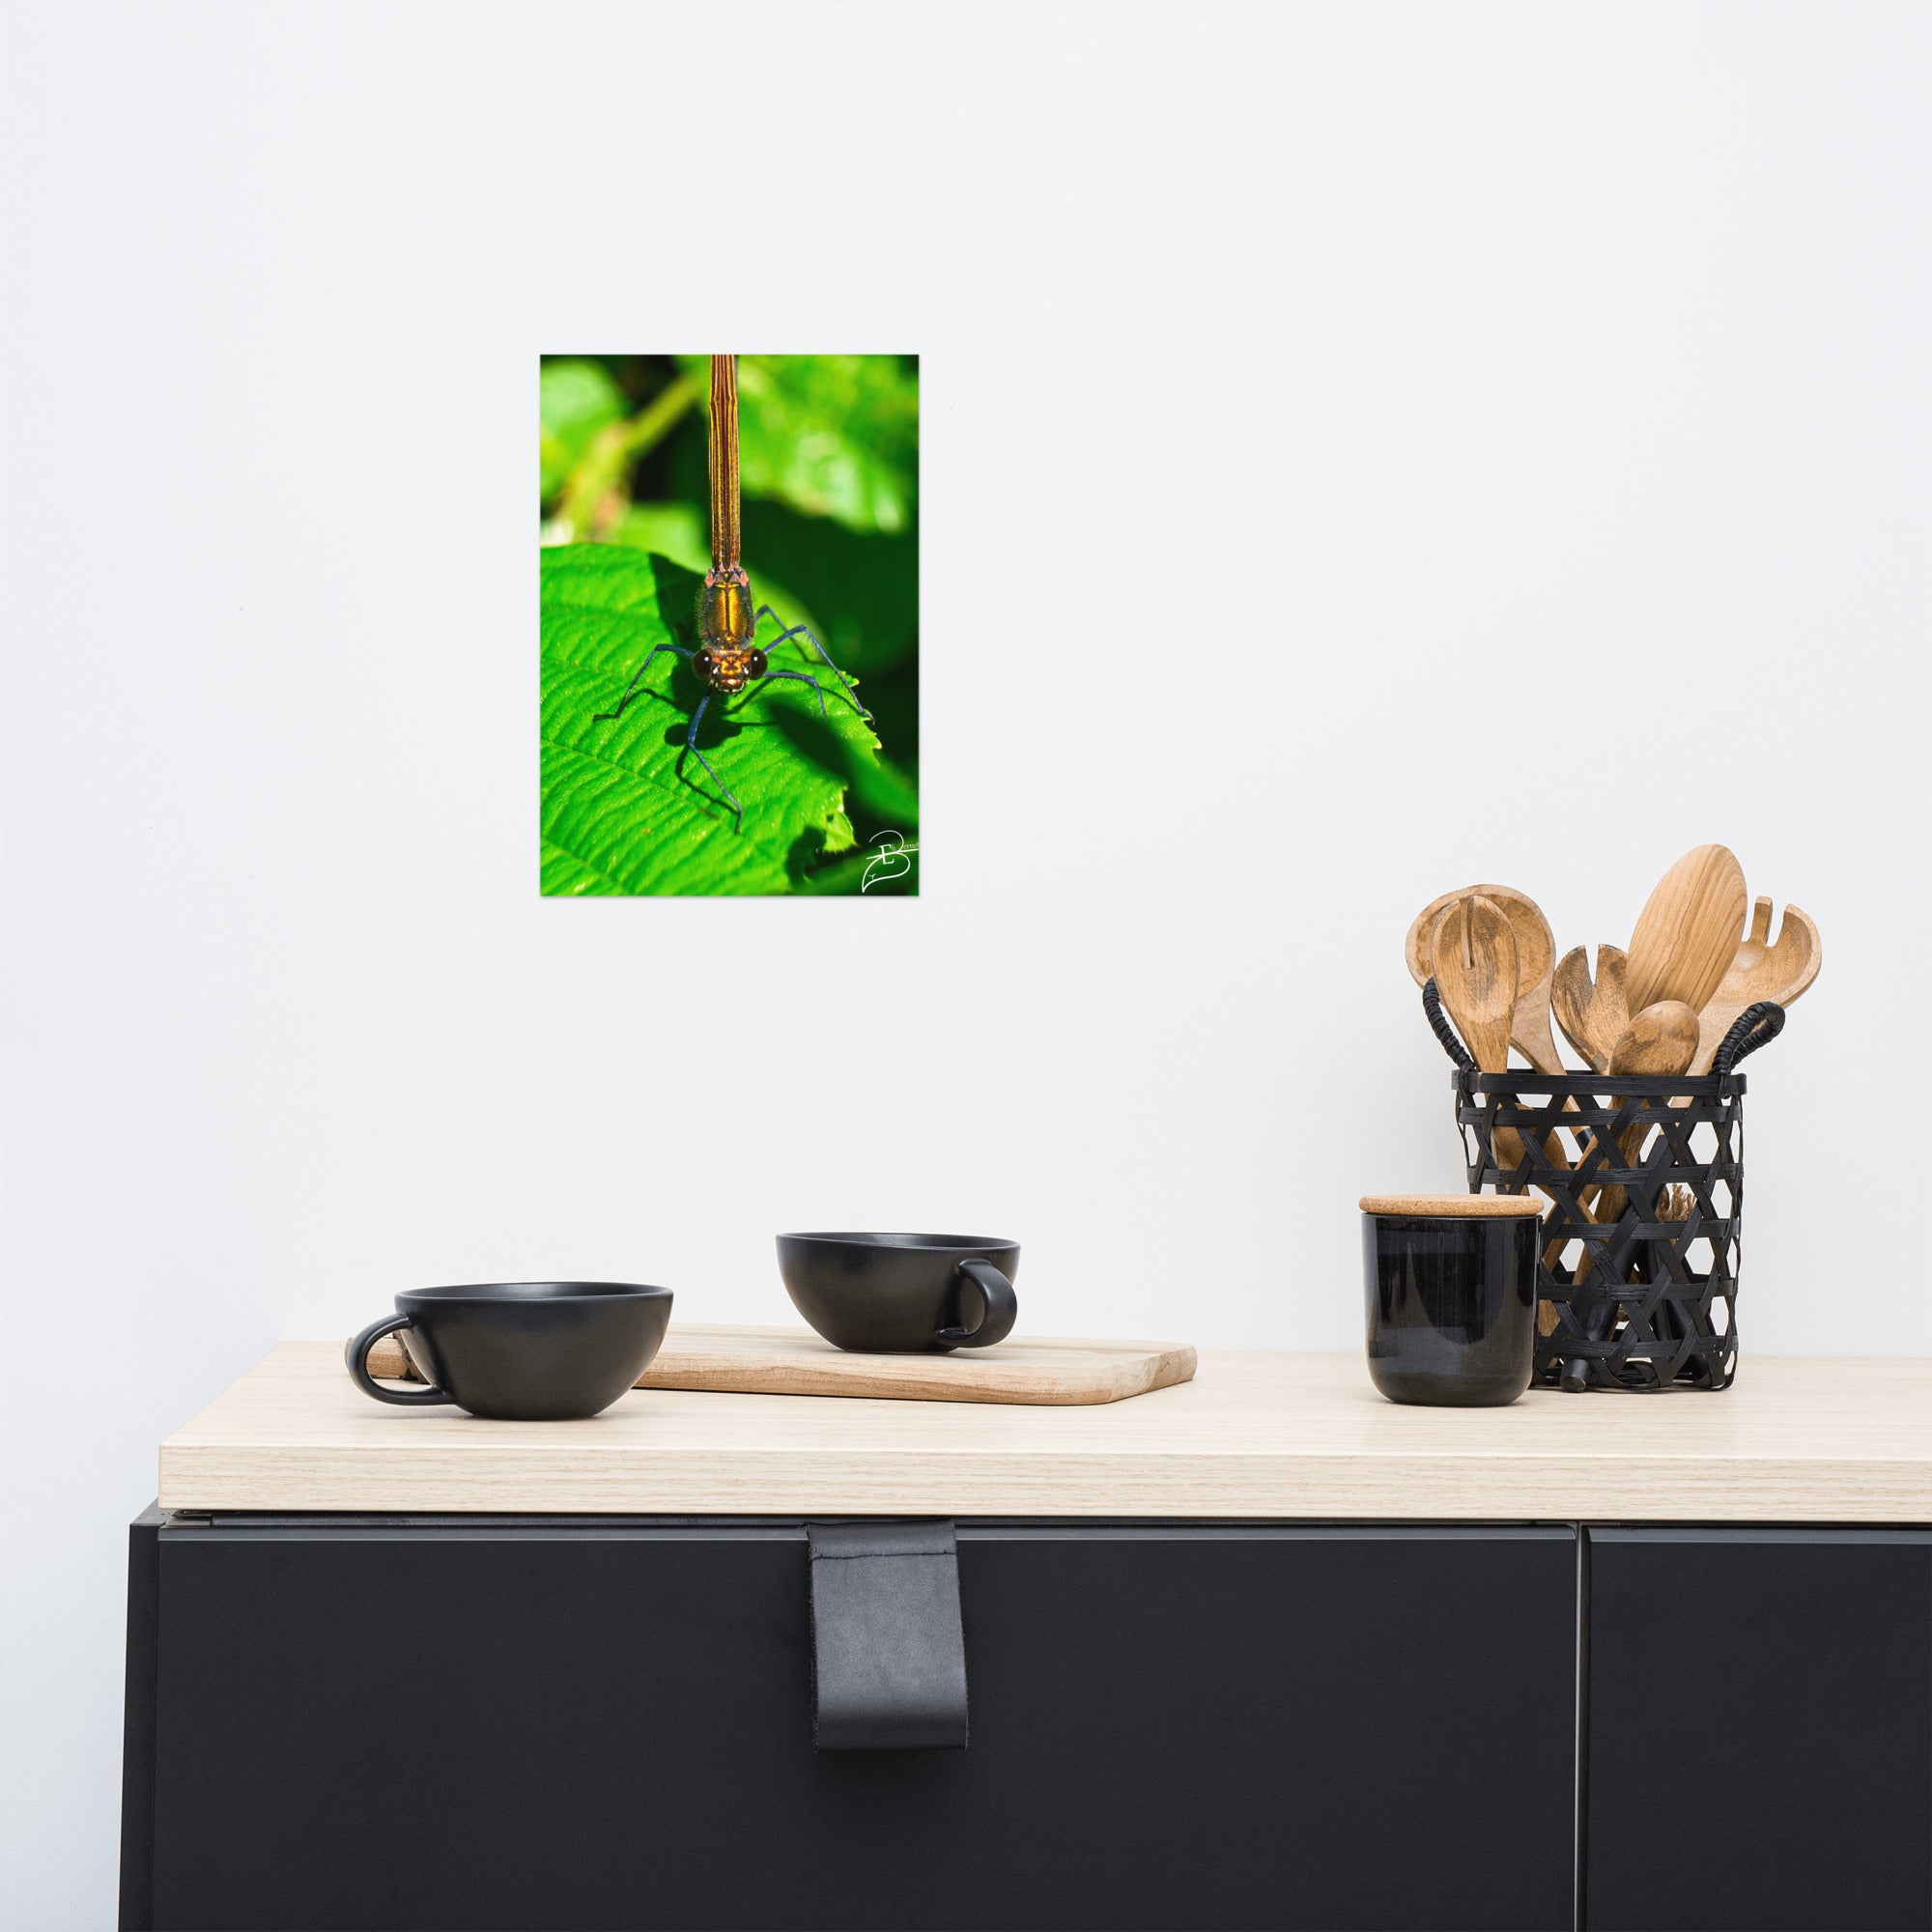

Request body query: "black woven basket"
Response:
[1425, 988, 1785, 1391]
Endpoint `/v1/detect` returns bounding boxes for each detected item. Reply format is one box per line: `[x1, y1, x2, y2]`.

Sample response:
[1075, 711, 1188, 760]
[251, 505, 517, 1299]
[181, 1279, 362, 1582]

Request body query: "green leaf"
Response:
[676, 355, 918, 533]
[541, 544, 900, 896]
[540, 360, 624, 500]
[764, 706, 920, 826]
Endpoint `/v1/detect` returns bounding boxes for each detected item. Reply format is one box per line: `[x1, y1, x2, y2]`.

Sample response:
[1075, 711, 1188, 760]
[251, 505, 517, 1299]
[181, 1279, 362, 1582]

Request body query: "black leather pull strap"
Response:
[807, 1520, 968, 1750]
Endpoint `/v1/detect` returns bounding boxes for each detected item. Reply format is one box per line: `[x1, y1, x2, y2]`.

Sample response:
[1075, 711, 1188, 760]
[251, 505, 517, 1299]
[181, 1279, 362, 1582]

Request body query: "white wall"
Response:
[3, 2, 1925, 1922]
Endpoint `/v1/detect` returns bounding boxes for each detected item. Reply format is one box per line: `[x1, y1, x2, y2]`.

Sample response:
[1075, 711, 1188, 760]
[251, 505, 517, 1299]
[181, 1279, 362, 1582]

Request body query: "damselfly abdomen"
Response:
[593, 355, 869, 829]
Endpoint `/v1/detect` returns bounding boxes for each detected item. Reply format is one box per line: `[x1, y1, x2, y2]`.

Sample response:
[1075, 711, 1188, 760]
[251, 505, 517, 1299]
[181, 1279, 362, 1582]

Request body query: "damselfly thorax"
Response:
[693, 565, 766, 693]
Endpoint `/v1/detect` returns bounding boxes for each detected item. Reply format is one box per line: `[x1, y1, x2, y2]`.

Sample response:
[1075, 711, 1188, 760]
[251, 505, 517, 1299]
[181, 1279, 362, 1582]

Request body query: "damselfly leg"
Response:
[591, 640, 690, 724]
[593, 612, 867, 830]
[676, 694, 739, 825]
[750, 605, 870, 724]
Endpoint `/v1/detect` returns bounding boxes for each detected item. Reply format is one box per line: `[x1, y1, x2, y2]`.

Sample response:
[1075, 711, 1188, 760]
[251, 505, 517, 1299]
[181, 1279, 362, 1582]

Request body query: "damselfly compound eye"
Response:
[748, 649, 768, 679]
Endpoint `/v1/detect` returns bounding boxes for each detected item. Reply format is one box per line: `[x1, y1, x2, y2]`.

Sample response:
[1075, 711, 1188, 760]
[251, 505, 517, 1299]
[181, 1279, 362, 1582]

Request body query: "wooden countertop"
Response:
[156, 1342, 1932, 1522]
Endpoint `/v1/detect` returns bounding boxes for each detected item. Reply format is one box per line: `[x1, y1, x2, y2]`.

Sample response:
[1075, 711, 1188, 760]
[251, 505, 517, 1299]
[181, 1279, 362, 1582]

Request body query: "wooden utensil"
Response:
[1429, 895, 1573, 1202]
[1610, 1001, 1702, 1079]
[1690, 897, 1822, 1073]
[1421, 895, 1573, 1330]
[1589, 999, 1703, 1221]
[1428, 895, 1518, 1074]
[1563, 1000, 1702, 1389]
[1624, 844, 1748, 1018]
[1412, 887, 1578, 1171]
[1551, 945, 1630, 1075]
[1551, 948, 1629, 1315]
[1406, 884, 1564, 1075]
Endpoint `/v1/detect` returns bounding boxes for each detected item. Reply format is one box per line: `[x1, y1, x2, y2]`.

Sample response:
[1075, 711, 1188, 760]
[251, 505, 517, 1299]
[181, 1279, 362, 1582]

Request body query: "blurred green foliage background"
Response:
[540, 355, 919, 894]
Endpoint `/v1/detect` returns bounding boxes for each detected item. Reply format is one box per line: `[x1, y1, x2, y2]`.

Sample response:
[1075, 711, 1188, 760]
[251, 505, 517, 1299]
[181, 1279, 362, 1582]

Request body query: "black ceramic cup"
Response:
[1360, 1196, 1542, 1406]
[776, 1233, 1019, 1353]
[344, 1282, 673, 1420]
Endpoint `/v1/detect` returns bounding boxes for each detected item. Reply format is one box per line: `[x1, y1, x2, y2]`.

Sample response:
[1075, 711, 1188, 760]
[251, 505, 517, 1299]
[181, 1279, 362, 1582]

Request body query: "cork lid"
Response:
[1359, 1193, 1544, 1218]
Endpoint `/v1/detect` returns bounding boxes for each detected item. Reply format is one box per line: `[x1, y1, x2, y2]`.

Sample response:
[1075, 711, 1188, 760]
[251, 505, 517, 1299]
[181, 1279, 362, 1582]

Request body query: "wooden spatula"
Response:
[1625, 845, 1748, 1017]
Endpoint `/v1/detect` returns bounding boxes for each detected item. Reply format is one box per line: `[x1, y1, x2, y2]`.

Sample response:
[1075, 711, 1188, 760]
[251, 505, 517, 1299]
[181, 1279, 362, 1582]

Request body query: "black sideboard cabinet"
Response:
[119, 1514, 1930, 1932]
[1585, 1529, 1931, 1932]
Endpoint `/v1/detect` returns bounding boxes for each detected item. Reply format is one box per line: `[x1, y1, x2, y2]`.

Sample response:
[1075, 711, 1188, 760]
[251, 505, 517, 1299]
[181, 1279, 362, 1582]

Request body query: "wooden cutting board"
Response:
[363, 1322, 1196, 1407]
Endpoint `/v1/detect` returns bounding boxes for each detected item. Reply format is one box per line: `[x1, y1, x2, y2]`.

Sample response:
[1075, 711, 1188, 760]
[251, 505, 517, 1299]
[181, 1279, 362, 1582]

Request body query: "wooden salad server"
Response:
[1690, 897, 1822, 1074]
[1551, 945, 1630, 1076]
[1624, 844, 1748, 1018]
[1428, 895, 1518, 1075]
[1406, 884, 1564, 1075]
[1430, 895, 1574, 1332]
[1430, 895, 1566, 1178]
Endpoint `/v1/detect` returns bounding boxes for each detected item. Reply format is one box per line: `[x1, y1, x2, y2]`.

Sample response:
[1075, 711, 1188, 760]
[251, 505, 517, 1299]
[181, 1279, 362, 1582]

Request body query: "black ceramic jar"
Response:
[1360, 1195, 1543, 1406]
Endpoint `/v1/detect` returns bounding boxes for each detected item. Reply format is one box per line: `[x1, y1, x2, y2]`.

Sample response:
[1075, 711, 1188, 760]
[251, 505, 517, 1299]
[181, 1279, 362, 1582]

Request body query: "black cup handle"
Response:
[938, 1258, 1017, 1350]
[345, 1314, 454, 1406]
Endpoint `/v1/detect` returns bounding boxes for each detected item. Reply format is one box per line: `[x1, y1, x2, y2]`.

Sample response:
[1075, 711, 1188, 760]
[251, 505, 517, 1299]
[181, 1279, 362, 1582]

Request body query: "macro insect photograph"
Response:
[539, 354, 919, 895]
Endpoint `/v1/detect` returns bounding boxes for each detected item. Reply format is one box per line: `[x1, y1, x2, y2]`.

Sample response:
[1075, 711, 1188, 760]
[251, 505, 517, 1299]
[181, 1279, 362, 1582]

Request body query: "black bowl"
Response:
[776, 1233, 1020, 1353]
[348, 1282, 672, 1420]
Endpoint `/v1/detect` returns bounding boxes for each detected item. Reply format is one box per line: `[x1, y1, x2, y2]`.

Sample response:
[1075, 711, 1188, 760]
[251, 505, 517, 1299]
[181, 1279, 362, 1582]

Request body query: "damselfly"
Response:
[593, 355, 870, 828]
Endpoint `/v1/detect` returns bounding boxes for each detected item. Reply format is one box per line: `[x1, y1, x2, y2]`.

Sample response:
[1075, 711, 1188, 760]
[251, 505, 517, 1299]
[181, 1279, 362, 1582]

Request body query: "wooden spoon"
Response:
[1562, 1000, 1702, 1388]
[1610, 1001, 1701, 1079]
[1690, 897, 1821, 1073]
[1551, 945, 1630, 1076]
[1406, 884, 1563, 1074]
[1625, 844, 1748, 1018]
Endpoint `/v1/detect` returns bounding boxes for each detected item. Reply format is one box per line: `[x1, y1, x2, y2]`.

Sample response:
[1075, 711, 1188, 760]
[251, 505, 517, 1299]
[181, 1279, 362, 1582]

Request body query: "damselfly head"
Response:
[692, 643, 767, 695]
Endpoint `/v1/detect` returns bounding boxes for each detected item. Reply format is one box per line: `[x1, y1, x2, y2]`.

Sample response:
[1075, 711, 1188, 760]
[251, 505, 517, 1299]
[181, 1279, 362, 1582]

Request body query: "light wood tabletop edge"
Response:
[156, 1447, 1932, 1522]
[156, 1344, 1932, 1522]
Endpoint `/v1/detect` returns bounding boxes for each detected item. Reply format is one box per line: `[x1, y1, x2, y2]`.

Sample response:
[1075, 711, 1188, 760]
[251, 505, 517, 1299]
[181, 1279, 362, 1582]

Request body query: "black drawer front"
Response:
[135, 1520, 1577, 1932]
[1585, 1528, 1932, 1932]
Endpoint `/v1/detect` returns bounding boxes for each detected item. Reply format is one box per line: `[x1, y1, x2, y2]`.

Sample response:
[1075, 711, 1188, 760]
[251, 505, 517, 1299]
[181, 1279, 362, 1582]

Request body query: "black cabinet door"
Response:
[126, 1518, 1577, 1932]
[1584, 1528, 1932, 1932]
